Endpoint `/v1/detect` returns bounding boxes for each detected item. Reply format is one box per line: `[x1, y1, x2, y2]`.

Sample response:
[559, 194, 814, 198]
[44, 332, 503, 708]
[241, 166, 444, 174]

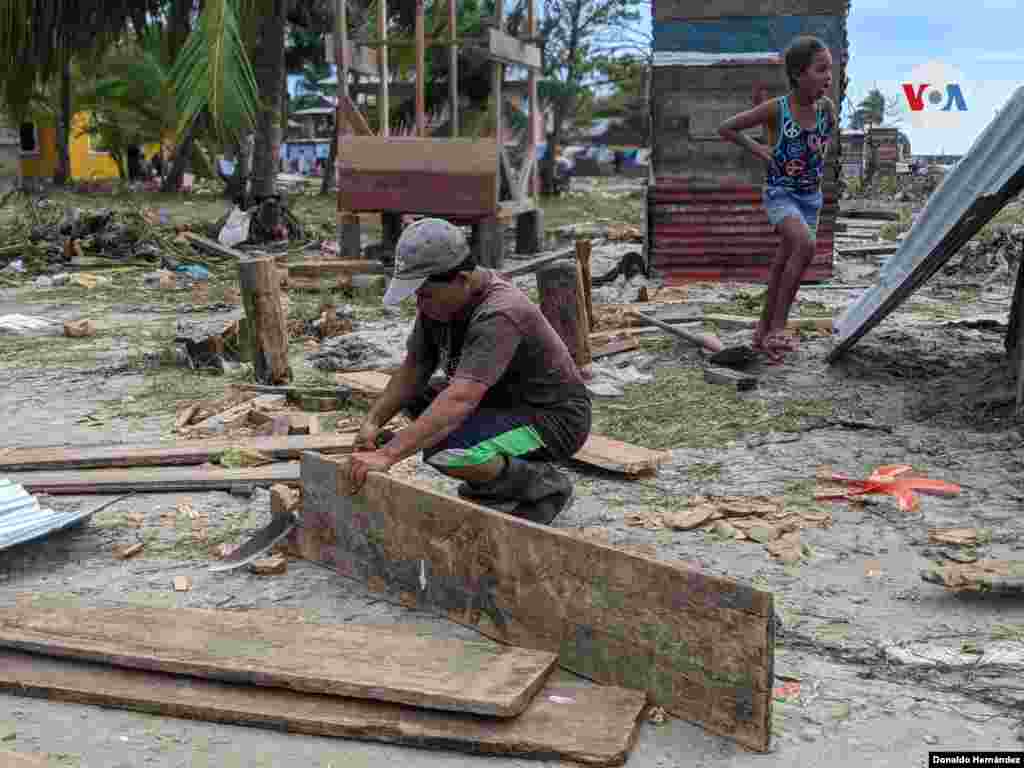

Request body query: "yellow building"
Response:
[19, 112, 161, 181]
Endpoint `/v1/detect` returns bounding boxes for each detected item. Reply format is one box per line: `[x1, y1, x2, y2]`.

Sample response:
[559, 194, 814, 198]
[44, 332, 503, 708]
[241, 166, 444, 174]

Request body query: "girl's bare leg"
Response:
[756, 241, 788, 346]
[772, 216, 816, 334]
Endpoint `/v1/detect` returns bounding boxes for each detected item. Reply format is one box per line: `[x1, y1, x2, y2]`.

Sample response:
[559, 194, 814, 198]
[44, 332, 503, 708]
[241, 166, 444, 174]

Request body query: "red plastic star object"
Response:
[816, 465, 961, 512]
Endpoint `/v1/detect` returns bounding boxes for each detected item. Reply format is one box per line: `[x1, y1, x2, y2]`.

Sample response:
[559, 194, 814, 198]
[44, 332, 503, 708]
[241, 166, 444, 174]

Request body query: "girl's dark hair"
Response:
[784, 35, 828, 90]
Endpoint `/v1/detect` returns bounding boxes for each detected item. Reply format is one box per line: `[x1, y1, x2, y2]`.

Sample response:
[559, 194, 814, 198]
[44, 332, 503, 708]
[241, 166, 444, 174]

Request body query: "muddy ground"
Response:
[1, 185, 1023, 766]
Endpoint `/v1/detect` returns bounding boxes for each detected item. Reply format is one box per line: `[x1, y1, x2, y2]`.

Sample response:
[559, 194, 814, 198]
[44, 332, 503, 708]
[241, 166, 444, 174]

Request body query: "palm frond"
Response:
[169, 0, 258, 142]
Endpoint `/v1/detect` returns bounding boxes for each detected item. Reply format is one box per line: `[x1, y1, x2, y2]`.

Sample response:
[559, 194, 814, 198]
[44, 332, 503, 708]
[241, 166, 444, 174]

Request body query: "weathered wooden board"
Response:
[704, 314, 834, 333]
[339, 136, 498, 217]
[298, 453, 775, 751]
[0, 751, 51, 767]
[333, 373, 669, 476]
[0, 606, 557, 717]
[0, 650, 645, 766]
[498, 249, 573, 279]
[0, 435, 356, 472]
[288, 260, 390, 279]
[836, 243, 899, 258]
[921, 559, 1024, 594]
[6, 463, 301, 495]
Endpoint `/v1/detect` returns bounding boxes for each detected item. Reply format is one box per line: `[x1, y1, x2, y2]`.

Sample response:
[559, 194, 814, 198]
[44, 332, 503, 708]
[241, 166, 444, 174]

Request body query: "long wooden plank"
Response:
[297, 453, 774, 751]
[333, 372, 670, 476]
[498, 248, 574, 278]
[0, 435, 356, 472]
[0, 606, 557, 718]
[339, 136, 498, 176]
[0, 751, 50, 767]
[288, 260, 390, 279]
[7, 463, 302, 495]
[0, 649, 645, 766]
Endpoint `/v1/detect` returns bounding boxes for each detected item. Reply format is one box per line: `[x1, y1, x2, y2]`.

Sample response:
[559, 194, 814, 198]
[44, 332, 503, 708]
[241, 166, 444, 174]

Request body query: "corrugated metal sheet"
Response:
[829, 86, 1024, 360]
[652, 15, 845, 54]
[648, 180, 835, 283]
[0, 478, 95, 552]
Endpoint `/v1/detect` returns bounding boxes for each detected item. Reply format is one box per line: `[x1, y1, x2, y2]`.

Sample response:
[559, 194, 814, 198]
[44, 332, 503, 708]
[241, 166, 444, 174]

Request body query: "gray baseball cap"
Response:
[383, 218, 471, 305]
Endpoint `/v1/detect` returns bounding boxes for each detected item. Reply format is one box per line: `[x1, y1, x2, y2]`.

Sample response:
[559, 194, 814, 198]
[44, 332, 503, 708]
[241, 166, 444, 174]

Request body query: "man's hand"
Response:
[346, 450, 396, 494]
[354, 421, 381, 452]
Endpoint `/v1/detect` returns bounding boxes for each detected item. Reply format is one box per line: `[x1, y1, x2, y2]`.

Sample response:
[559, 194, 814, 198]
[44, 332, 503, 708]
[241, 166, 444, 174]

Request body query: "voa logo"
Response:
[901, 60, 968, 130]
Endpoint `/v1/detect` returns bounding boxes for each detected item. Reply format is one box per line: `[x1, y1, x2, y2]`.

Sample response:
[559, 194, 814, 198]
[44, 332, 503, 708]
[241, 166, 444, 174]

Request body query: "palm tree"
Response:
[0, 0, 164, 185]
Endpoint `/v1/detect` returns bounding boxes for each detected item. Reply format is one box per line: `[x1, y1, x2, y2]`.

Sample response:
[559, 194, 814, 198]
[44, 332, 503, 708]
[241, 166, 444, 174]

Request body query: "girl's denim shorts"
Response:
[763, 185, 823, 236]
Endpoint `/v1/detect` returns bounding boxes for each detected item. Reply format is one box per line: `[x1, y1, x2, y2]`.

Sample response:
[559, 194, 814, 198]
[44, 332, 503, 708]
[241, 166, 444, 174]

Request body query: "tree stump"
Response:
[239, 256, 292, 384]
[537, 261, 591, 377]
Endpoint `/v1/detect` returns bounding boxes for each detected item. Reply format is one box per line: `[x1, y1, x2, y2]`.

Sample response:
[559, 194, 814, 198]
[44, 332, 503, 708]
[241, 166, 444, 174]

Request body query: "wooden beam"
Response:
[499, 147, 519, 200]
[334, 372, 671, 477]
[576, 239, 594, 332]
[0, 435, 356, 472]
[339, 94, 372, 136]
[517, 147, 537, 201]
[498, 248, 574, 278]
[339, 136, 498, 175]
[9, 463, 302, 494]
[487, 28, 541, 69]
[0, 649, 646, 766]
[298, 453, 775, 751]
[378, 0, 389, 137]
[415, 0, 426, 137]
[239, 257, 291, 385]
[288, 260, 390, 279]
[0, 606, 557, 717]
[448, 0, 458, 137]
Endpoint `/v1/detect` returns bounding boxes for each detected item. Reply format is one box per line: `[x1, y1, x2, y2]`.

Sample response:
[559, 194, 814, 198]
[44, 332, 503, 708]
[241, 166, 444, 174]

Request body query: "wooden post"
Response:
[1010, 261, 1024, 417]
[239, 257, 292, 385]
[378, 0, 389, 137]
[335, 0, 360, 257]
[537, 261, 591, 377]
[575, 238, 593, 332]
[340, 212, 361, 259]
[472, 216, 503, 269]
[415, 0, 426, 137]
[527, 0, 538, 199]
[449, 0, 458, 137]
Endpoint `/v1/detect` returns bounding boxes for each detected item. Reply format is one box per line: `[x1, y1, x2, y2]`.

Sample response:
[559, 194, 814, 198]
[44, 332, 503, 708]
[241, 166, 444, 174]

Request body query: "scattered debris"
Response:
[172, 575, 192, 592]
[921, 560, 1024, 594]
[703, 366, 758, 391]
[928, 528, 982, 547]
[113, 541, 145, 560]
[646, 706, 668, 724]
[62, 319, 96, 338]
[175, 316, 242, 371]
[309, 331, 406, 373]
[249, 554, 288, 575]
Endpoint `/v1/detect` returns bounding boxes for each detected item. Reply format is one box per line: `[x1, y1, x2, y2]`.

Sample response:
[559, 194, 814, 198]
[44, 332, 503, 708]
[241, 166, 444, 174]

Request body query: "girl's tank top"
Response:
[766, 94, 834, 192]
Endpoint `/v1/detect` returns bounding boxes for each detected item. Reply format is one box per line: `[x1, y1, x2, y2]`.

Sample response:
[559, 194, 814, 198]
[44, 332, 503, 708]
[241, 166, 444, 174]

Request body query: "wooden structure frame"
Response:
[331, 0, 543, 267]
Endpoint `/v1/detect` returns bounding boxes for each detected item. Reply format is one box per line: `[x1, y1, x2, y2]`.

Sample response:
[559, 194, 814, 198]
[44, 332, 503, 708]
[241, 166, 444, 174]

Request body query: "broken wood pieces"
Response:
[63, 319, 96, 338]
[113, 541, 145, 560]
[817, 465, 961, 512]
[0, 648, 645, 766]
[0, 605, 558, 718]
[249, 555, 288, 575]
[921, 560, 1024, 594]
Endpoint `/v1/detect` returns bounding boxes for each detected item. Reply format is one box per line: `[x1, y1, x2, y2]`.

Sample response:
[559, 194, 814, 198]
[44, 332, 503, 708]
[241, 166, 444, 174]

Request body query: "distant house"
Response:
[841, 125, 911, 179]
[17, 112, 162, 182]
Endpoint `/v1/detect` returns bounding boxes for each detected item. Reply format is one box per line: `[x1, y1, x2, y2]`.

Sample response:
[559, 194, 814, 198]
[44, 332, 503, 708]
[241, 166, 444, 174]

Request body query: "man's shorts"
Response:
[402, 384, 591, 470]
[763, 185, 823, 237]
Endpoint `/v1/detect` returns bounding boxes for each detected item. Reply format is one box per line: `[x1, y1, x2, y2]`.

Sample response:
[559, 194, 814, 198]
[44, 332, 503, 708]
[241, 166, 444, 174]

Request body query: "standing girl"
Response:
[719, 35, 835, 362]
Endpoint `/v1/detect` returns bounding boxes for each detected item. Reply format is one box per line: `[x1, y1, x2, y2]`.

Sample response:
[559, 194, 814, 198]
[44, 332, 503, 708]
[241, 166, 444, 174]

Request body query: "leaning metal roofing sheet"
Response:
[0, 478, 95, 552]
[829, 87, 1024, 361]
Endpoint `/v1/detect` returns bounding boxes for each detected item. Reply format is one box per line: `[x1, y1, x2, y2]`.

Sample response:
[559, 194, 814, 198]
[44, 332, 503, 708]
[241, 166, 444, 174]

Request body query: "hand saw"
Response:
[209, 430, 396, 573]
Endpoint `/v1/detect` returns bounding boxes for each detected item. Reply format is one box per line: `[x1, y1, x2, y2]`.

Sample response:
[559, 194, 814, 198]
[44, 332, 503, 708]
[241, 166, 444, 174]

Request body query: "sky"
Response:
[843, 0, 1023, 154]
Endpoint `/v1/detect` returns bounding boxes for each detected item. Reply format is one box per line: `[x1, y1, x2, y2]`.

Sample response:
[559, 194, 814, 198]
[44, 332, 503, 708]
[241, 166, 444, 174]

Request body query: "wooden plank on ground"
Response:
[0, 649, 645, 767]
[297, 453, 775, 751]
[0, 751, 51, 767]
[704, 314, 834, 333]
[288, 260, 390, 279]
[572, 434, 670, 476]
[0, 606, 557, 718]
[7, 463, 302, 495]
[836, 243, 899, 258]
[921, 559, 1024, 594]
[0, 435, 356, 472]
[498, 249, 573, 279]
[333, 372, 671, 476]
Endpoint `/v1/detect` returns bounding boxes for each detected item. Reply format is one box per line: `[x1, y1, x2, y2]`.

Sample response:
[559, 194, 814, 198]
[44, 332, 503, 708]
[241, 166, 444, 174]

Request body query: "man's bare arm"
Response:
[380, 378, 487, 462]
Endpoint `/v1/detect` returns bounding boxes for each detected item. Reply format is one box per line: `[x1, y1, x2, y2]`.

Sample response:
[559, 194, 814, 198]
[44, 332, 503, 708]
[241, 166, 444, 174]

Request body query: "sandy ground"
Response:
[1, 220, 1023, 766]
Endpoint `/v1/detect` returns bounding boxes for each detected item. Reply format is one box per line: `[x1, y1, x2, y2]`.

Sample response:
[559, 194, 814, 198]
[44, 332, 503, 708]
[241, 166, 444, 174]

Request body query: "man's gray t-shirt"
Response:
[406, 269, 591, 458]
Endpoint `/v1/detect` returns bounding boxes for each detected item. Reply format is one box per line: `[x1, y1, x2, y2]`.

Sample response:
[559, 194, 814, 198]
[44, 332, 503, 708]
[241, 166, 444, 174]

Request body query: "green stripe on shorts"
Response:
[427, 425, 545, 468]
